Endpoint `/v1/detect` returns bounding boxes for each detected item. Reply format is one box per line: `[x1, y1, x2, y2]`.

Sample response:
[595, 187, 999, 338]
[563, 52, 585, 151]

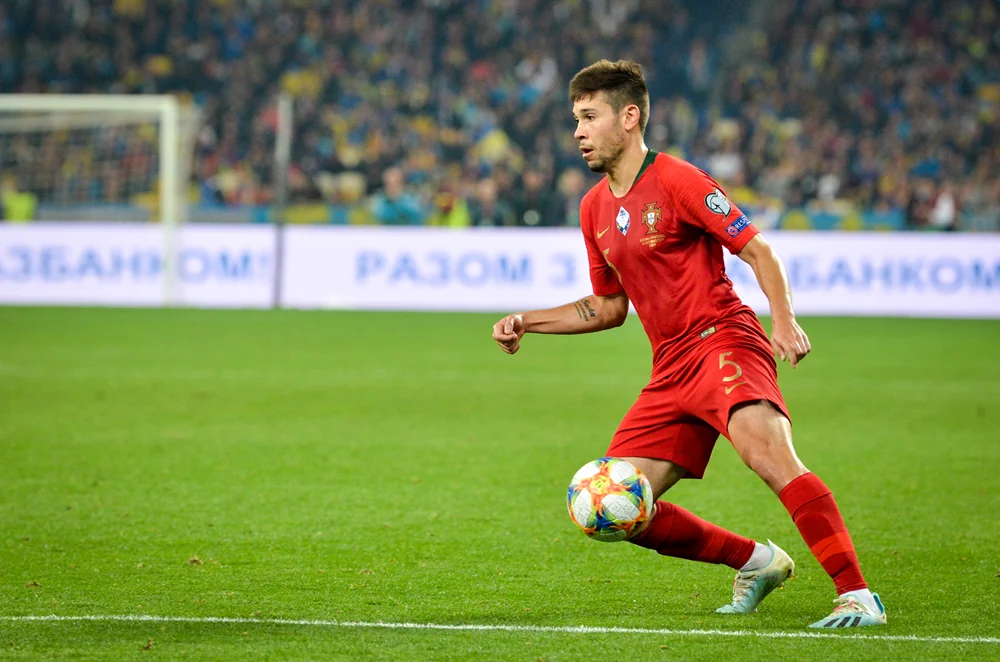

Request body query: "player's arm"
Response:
[493, 193, 629, 355]
[667, 163, 811, 366]
[492, 292, 629, 355]
[737, 234, 811, 367]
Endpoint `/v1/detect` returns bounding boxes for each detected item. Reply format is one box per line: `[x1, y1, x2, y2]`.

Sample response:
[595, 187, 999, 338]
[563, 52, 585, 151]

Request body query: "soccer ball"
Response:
[567, 457, 655, 542]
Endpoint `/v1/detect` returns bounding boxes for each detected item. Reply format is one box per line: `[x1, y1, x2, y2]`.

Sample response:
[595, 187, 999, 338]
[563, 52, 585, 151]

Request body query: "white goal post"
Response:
[0, 94, 200, 304]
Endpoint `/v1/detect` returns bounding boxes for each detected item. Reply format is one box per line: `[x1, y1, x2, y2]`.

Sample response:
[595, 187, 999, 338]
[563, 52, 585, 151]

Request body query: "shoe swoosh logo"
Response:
[725, 381, 749, 395]
[596, 226, 610, 239]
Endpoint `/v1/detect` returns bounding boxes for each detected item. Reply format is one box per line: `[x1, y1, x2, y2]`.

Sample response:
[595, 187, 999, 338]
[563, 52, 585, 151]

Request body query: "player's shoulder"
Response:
[650, 152, 713, 187]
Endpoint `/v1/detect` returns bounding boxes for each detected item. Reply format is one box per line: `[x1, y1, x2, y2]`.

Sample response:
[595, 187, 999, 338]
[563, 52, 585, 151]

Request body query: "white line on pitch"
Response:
[1, 615, 998, 645]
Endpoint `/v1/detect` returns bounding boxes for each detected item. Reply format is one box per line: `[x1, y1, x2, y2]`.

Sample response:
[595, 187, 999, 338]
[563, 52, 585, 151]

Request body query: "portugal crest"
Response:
[642, 202, 662, 235]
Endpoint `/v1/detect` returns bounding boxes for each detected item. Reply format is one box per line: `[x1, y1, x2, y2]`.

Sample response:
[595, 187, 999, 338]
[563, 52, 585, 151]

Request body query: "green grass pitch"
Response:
[1, 307, 998, 660]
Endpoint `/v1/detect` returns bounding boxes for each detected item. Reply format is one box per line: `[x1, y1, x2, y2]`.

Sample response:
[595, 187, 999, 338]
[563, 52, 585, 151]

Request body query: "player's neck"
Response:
[606, 141, 650, 198]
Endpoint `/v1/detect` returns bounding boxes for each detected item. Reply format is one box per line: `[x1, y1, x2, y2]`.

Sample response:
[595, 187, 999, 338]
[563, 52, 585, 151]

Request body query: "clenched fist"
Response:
[492, 314, 525, 355]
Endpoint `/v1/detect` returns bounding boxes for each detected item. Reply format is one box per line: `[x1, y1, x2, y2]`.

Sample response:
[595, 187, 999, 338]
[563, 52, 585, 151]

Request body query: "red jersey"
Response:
[581, 150, 760, 368]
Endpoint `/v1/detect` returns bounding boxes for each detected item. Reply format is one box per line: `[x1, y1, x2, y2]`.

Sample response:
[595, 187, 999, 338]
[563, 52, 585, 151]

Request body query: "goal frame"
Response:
[0, 94, 188, 303]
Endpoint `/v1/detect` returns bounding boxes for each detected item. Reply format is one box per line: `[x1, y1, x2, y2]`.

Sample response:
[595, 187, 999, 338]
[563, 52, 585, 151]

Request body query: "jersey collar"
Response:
[633, 148, 658, 187]
[608, 149, 659, 197]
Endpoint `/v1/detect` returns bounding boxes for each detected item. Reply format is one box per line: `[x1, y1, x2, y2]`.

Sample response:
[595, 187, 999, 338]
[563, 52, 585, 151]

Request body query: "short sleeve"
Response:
[581, 199, 625, 296]
[668, 165, 759, 254]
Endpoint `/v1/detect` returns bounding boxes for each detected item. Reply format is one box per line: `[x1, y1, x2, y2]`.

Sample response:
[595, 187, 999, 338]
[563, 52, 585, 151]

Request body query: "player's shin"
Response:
[630, 500, 756, 569]
[779, 472, 868, 594]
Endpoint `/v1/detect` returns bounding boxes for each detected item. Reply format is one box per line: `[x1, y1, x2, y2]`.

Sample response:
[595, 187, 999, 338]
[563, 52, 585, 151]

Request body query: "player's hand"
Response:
[770, 317, 811, 368]
[492, 314, 525, 355]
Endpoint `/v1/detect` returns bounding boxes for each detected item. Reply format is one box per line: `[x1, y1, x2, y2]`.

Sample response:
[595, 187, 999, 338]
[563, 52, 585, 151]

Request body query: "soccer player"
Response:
[491, 60, 886, 629]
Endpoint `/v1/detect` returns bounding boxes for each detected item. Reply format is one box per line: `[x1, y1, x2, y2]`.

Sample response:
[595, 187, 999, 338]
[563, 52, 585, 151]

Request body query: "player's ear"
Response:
[622, 104, 641, 132]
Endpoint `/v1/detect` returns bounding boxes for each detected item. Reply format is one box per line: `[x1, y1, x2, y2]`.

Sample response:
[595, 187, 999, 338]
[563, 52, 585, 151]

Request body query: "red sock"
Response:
[779, 473, 867, 594]
[631, 501, 755, 570]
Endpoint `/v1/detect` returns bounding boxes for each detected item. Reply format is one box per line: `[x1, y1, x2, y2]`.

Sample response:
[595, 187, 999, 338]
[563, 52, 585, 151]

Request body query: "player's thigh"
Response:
[607, 388, 720, 493]
[684, 338, 806, 492]
[684, 338, 792, 439]
[728, 400, 807, 493]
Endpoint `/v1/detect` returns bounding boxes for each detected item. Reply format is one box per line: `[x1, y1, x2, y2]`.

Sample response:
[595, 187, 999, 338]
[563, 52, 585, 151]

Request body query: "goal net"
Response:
[0, 94, 201, 300]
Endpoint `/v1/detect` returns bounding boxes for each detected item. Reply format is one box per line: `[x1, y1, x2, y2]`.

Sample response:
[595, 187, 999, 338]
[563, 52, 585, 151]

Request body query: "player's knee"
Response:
[737, 436, 777, 469]
[618, 456, 686, 498]
[737, 439, 807, 492]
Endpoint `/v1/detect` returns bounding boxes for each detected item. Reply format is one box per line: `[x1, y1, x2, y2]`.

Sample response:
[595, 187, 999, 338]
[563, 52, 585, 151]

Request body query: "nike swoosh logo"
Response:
[725, 381, 748, 395]
[596, 226, 610, 239]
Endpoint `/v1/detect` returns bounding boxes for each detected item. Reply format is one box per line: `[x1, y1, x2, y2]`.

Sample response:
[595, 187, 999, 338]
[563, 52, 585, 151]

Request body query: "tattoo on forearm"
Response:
[574, 298, 598, 322]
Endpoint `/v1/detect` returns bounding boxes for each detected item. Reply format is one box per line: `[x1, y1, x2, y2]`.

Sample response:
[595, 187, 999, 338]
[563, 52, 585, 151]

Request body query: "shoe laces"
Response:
[829, 595, 868, 616]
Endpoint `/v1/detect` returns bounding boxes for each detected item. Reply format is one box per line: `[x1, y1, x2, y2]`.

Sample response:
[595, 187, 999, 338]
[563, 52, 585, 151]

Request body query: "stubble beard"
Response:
[587, 129, 627, 174]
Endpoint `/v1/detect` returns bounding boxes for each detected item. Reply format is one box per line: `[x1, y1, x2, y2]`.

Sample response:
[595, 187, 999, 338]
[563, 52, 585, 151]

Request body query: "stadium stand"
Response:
[1, 0, 997, 230]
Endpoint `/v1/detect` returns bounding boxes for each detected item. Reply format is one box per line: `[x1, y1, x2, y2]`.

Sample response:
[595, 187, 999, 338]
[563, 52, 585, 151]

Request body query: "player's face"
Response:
[573, 94, 627, 174]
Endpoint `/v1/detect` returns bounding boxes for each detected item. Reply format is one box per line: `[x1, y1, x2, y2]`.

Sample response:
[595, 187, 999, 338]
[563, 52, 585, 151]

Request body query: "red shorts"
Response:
[606, 323, 790, 479]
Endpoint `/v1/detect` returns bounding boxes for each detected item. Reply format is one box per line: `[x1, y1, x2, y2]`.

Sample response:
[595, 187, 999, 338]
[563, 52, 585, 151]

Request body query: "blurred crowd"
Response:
[1, 0, 998, 230]
[716, 0, 1000, 231]
[0, 0, 744, 225]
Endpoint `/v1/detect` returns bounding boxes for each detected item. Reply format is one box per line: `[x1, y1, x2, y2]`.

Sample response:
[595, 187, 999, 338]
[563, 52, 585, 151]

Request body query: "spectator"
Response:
[0, 174, 38, 222]
[550, 168, 588, 227]
[929, 181, 958, 231]
[513, 169, 559, 227]
[468, 178, 515, 227]
[370, 167, 425, 226]
[427, 179, 471, 228]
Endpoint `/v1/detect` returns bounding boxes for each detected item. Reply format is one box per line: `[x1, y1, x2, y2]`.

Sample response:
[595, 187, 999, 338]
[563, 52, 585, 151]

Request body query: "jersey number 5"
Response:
[719, 351, 748, 395]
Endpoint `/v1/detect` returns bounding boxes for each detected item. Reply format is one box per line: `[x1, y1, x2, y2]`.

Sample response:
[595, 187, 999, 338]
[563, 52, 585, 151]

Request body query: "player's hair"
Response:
[569, 59, 650, 135]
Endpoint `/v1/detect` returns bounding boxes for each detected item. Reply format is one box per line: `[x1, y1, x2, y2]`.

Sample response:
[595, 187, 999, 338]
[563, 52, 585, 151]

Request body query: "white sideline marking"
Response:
[1, 615, 998, 645]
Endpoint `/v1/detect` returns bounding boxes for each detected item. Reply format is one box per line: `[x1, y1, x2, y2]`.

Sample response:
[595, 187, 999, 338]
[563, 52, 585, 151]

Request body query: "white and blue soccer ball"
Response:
[567, 457, 655, 542]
